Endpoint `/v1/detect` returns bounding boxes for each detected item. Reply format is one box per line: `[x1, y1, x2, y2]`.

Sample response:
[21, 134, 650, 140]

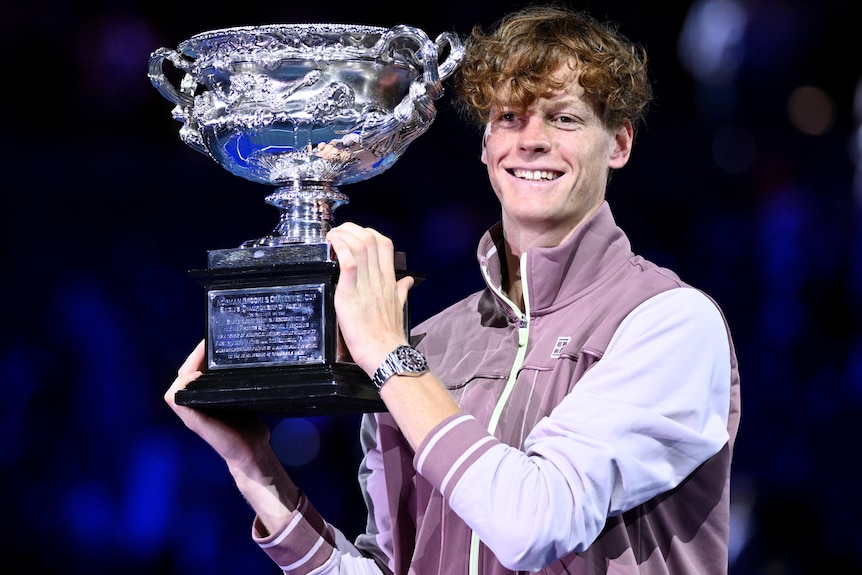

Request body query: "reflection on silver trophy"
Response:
[149, 23, 464, 415]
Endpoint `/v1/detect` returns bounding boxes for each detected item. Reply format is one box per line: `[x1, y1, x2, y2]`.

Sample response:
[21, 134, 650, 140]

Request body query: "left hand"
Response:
[326, 223, 415, 376]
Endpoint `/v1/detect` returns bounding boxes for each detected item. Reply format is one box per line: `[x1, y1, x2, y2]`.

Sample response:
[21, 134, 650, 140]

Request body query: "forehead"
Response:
[535, 86, 591, 111]
[494, 80, 594, 115]
[494, 64, 593, 109]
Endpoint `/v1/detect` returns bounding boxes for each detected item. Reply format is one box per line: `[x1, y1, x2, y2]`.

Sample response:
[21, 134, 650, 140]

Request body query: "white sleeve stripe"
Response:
[277, 536, 326, 571]
[416, 414, 473, 473]
[260, 513, 304, 548]
[440, 436, 497, 497]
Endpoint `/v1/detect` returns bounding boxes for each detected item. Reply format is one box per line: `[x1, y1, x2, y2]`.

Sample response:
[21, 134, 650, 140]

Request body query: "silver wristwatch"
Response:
[371, 345, 428, 390]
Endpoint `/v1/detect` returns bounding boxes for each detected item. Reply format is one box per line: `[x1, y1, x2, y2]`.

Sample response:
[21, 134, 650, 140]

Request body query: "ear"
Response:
[608, 120, 633, 169]
[480, 123, 490, 165]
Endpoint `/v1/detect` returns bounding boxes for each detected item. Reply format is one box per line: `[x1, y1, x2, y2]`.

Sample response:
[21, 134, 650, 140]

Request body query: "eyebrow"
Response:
[542, 94, 590, 109]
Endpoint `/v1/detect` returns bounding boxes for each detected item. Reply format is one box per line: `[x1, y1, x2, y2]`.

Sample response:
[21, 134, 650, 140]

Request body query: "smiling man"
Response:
[166, 5, 741, 574]
[479, 66, 634, 309]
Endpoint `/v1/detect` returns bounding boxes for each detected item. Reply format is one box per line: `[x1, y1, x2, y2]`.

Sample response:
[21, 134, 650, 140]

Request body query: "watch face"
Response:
[372, 345, 428, 390]
[395, 345, 428, 372]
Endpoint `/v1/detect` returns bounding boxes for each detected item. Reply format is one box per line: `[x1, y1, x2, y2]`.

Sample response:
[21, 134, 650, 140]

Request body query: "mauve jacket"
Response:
[255, 202, 742, 575]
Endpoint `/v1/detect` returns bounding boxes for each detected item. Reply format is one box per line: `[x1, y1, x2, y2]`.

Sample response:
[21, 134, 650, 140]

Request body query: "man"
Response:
[166, 5, 741, 574]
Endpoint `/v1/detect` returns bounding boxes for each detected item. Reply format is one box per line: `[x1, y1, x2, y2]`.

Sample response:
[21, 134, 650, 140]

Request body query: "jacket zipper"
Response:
[470, 254, 531, 575]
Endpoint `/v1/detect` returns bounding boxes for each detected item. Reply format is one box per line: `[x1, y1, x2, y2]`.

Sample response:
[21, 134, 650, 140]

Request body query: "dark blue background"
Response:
[2, 0, 859, 573]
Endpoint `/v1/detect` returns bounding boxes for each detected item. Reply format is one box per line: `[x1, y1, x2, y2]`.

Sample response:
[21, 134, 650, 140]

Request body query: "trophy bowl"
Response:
[149, 22, 464, 245]
[149, 23, 464, 415]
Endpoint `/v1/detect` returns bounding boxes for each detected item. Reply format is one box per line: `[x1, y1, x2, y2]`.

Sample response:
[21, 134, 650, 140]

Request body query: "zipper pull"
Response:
[518, 314, 529, 347]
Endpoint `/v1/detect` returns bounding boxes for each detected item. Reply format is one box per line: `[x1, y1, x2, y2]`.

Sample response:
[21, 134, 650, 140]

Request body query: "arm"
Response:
[166, 222, 451, 574]
[166, 343, 387, 574]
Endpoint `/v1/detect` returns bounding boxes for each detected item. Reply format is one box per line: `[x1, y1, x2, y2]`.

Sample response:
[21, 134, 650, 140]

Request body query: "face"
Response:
[481, 70, 633, 249]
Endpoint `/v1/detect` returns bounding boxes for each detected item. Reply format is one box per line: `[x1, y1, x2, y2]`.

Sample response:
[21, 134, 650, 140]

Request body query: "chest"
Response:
[432, 312, 606, 448]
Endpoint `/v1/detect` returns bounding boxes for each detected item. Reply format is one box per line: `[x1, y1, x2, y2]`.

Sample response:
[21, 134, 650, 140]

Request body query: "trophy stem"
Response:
[242, 181, 349, 247]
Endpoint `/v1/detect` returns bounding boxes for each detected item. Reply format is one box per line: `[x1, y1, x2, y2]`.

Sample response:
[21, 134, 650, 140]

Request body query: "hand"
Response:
[328, 223, 461, 449]
[326, 223, 415, 375]
[164, 340, 271, 468]
[165, 341, 299, 530]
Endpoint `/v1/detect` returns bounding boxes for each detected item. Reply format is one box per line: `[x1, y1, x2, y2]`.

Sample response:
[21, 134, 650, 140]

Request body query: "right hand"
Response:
[164, 340, 271, 468]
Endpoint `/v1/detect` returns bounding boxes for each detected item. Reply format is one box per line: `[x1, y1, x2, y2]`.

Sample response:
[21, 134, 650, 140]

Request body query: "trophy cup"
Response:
[148, 23, 464, 416]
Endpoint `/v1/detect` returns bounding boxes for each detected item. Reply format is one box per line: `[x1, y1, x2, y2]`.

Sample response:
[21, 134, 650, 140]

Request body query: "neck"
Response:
[500, 201, 604, 255]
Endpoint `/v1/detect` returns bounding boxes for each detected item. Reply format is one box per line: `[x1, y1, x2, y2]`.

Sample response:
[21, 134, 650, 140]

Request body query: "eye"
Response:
[489, 110, 523, 131]
[552, 114, 580, 129]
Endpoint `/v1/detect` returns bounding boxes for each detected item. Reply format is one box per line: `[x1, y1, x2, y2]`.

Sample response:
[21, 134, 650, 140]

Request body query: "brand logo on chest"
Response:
[550, 336, 571, 359]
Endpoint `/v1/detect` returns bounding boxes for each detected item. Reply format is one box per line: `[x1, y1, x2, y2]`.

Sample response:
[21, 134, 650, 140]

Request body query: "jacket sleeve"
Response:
[414, 287, 732, 570]
[251, 413, 392, 574]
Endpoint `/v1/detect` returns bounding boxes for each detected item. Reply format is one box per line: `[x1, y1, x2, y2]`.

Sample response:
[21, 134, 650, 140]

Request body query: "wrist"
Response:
[228, 447, 299, 517]
[371, 344, 429, 391]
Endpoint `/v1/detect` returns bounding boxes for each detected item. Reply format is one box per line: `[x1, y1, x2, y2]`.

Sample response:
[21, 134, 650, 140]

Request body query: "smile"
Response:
[510, 169, 562, 181]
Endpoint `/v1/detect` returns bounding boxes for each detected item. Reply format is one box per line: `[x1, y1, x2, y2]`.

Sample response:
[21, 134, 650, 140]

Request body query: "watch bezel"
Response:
[372, 345, 428, 390]
[393, 345, 428, 372]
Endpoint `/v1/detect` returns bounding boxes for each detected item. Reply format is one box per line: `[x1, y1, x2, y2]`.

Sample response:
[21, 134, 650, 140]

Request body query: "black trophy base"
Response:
[184, 241, 417, 417]
[175, 363, 385, 417]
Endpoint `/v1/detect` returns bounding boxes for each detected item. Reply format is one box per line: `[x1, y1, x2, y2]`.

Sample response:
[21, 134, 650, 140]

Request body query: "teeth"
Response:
[512, 169, 560, 181]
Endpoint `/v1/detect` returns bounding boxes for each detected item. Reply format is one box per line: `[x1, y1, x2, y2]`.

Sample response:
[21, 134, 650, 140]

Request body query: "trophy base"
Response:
[183, 241, 416, 417]
[175, 364, 385, 416]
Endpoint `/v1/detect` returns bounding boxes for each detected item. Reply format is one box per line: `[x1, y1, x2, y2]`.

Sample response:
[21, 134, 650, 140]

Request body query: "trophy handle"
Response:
[356, 26, 464, 153]
[147, 47, 195, 108]
[380, 25, 464, 102]
[148, 47, 210, 156]
[434, 31, 465, 83]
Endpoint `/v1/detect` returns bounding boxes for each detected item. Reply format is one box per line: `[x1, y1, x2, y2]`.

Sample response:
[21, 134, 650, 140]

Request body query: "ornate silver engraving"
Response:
[149, 23, 464, 246]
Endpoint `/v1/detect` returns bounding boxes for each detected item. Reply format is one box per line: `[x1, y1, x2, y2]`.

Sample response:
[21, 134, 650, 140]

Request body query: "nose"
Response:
[518, 115, 551, 153]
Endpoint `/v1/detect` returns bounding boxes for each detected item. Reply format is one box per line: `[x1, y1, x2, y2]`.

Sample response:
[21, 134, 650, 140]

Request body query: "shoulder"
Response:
[607, 287, 731, 360]
[627, 287, 726, 328]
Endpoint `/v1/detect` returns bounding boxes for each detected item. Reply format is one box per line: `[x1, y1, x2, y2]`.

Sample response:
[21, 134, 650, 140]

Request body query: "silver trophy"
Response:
[149, 23, 463, 415]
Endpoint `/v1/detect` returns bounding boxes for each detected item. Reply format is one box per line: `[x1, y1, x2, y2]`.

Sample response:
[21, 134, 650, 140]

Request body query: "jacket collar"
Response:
[477, 202, 633, 313]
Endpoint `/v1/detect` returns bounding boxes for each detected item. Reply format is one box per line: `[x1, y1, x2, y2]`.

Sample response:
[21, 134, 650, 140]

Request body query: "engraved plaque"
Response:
[208, 285, 326, 369]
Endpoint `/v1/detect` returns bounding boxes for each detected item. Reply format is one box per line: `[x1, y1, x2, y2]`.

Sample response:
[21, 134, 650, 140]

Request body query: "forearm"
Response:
[228, 443, 300, 536]
[378, 372, 461, 450]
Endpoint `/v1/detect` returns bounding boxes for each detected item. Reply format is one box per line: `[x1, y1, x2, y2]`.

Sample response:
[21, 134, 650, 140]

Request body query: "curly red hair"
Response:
[454, 4, 653, 134]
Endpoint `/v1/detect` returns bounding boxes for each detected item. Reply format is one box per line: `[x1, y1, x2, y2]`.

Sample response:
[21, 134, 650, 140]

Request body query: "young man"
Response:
[166, 5, 741, 574]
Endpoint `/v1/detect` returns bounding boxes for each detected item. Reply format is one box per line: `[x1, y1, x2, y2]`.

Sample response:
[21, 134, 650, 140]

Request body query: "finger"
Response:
[327, 225, 364, 269]
[164, 368, 201, 408]
[372, 231, 397, 285]
[167, 341, 205, 407]
[339, 226, 396, 286]
[179, 339, 206, 376]
[329, 225, 387, 290]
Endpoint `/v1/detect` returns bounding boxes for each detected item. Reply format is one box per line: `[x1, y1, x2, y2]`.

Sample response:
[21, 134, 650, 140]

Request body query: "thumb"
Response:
[396, 275, 415, 309]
